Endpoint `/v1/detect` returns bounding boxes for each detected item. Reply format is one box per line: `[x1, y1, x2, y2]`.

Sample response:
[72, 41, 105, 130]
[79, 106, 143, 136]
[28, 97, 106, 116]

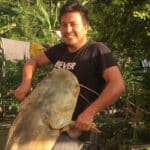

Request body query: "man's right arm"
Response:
[15, 53, 51, 101]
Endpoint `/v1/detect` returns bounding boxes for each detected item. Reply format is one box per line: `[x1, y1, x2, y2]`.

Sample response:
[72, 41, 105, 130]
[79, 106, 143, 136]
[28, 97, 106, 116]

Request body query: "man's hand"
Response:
[15, 82, 31, 102]
[75, 108, 95, 131]
[62, 120, 100, 138]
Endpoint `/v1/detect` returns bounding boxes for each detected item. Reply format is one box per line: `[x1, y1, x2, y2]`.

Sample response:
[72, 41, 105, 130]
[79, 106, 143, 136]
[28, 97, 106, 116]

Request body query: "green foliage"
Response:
[0, 58, 23, 115]
[0, 0, 67, 43]
[0, 23, 16, 35]
[37, 0, 52, 31]
[85, 0, 150, 58]
[0, 1, 18, 16]
[132, 66, 150, 125]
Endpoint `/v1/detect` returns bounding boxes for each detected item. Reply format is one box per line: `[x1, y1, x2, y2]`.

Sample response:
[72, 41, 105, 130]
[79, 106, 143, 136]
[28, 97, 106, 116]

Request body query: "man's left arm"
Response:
[75, 66, 125, 131]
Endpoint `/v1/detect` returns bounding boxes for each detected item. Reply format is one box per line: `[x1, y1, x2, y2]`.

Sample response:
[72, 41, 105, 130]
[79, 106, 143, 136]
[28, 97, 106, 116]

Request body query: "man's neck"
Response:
[68, 38, 88, 53]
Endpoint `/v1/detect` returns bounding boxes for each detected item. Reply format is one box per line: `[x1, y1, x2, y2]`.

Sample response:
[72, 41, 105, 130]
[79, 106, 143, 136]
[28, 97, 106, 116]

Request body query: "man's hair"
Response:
[59, 2, 89, 25]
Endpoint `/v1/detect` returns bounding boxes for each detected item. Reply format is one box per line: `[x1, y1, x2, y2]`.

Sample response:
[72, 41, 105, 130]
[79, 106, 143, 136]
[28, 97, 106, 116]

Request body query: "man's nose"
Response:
[66, 24, 72, 32]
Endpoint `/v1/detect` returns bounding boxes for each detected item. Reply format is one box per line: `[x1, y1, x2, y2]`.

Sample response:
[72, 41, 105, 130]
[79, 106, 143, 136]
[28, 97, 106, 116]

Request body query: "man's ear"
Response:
[84, 24, 91, 34]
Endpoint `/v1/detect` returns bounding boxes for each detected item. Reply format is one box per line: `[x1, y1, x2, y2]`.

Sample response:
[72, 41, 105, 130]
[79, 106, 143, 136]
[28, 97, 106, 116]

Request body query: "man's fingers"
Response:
[90, 123, 101, 133]
[75, 121, 100, 132]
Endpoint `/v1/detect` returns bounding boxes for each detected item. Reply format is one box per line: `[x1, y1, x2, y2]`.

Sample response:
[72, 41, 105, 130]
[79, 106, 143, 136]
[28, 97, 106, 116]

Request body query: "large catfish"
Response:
[5, 68, 80, 150]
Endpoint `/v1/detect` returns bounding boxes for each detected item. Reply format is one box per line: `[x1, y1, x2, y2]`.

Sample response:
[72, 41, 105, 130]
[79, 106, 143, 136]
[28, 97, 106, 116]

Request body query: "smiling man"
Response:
[15, 2, 125, 150]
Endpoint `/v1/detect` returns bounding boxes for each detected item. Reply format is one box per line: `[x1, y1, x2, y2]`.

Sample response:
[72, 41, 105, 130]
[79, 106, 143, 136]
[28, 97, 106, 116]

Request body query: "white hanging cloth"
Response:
[1, 38, 30, 63]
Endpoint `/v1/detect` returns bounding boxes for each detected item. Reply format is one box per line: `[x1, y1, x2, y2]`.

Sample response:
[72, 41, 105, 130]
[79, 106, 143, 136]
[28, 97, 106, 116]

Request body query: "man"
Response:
[15, 2, 125, 149]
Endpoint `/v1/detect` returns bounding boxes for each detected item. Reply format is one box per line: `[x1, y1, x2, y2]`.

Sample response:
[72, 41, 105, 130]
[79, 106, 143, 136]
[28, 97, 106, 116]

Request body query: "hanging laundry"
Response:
[1, 38, 30, 63]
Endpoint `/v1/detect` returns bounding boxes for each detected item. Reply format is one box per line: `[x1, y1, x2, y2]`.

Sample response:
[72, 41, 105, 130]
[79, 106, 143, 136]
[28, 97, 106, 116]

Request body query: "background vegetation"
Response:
[0, 0, 150, 149]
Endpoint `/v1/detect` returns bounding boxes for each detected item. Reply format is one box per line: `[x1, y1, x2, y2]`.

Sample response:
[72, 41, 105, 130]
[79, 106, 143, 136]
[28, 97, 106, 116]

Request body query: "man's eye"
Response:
[60, 23, 80, 28]
[61, 24, 67, 27]
[71, 23, 80, 27]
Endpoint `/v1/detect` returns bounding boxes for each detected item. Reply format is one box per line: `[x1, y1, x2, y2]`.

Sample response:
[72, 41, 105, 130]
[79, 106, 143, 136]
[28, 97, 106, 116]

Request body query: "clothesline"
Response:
[0, 37, 48, 77]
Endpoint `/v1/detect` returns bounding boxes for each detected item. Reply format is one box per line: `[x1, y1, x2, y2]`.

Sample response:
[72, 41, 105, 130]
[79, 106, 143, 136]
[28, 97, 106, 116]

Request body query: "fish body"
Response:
[5, 68, 80, 150]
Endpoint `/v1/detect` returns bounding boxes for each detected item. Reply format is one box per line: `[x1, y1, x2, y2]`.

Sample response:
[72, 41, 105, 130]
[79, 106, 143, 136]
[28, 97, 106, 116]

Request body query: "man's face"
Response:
[60, 12, 88, 49]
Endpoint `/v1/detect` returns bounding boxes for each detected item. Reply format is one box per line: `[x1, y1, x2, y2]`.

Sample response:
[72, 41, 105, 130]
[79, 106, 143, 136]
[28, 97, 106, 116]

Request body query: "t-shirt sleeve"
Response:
[44, 44, 63, 63]
[95, 42, 117, 74]
[44, 45, 55, 63]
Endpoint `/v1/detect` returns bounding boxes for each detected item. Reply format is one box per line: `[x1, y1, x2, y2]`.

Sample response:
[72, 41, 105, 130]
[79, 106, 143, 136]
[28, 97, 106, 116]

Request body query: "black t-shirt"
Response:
[44, 40, 117, 120]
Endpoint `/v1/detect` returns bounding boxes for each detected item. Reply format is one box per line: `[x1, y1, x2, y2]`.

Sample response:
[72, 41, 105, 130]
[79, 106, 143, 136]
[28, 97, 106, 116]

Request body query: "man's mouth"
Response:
[65, 34, 75, 39]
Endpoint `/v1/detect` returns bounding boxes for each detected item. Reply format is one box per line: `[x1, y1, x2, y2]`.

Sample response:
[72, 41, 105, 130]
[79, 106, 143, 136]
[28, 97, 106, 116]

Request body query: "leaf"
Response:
[0, 23, 16, 35]
[36, 0, 51, 31]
